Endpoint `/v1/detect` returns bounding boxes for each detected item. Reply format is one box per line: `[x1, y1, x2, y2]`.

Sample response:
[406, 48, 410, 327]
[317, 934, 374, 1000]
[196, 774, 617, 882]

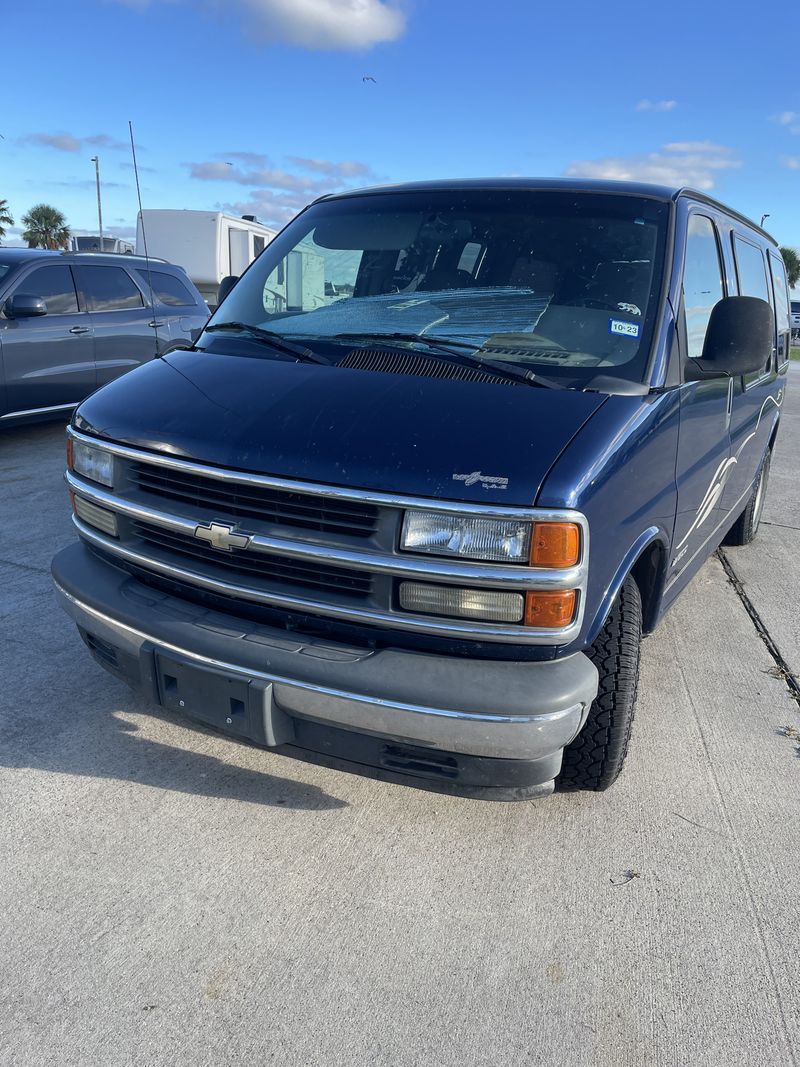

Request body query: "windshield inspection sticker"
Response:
[609, 319, 641, 339]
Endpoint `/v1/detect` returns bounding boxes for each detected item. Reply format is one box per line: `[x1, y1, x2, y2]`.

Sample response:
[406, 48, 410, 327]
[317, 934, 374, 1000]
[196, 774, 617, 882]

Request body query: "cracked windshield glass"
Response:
[208, 189, 668, 384]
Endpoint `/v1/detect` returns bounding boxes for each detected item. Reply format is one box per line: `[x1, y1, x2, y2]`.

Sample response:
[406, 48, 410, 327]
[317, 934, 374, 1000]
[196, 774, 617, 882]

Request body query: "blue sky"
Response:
[2, 0, 800, 255]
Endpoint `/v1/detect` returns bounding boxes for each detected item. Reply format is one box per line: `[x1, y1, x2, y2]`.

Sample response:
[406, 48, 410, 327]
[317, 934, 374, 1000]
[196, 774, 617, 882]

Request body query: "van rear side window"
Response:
[733, 237, 769, 301]
[733, 237, 771, 377]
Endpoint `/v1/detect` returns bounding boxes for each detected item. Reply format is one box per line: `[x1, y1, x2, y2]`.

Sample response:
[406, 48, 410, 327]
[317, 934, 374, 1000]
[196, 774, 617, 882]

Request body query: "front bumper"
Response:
[52, 543, 599, 795]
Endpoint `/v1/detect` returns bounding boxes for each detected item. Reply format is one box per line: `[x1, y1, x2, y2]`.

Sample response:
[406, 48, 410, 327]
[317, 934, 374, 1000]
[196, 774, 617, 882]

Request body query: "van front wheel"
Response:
[557, 575, 641, 792]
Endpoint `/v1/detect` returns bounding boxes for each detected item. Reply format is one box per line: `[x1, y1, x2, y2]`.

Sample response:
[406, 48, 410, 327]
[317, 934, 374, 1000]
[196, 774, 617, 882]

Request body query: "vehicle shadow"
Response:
[0, 669, 349, 812]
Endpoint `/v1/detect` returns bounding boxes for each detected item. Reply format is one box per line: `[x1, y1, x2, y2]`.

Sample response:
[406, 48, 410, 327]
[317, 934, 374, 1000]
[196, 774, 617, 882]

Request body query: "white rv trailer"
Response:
[135, 210, 276, 307]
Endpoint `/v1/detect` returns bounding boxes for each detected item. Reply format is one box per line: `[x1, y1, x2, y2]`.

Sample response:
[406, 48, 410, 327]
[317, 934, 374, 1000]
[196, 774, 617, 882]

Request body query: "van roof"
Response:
[315, 178, 776, 244]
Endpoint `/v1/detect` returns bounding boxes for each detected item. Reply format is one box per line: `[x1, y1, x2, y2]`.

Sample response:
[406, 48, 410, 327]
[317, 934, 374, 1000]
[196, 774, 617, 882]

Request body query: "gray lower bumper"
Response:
[52, 543, 598, 770]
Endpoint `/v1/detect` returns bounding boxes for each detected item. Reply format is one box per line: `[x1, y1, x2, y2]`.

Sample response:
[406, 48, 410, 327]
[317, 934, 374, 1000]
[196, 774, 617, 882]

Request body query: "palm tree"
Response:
[780, 246, 800, 289]
[0, 199, 13, 243]
[21, 203, 70, 250]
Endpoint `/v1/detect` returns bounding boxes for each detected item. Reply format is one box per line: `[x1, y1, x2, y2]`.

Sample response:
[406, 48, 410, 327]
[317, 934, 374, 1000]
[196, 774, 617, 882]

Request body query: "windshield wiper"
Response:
[204, 322, 331, 365]
[330, 331, 563, 389]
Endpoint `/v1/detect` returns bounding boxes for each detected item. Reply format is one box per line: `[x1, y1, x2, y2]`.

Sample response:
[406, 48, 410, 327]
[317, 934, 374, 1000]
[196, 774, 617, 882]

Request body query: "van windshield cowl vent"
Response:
[480, 345, 573, 362]
[338, 348, 517, 386]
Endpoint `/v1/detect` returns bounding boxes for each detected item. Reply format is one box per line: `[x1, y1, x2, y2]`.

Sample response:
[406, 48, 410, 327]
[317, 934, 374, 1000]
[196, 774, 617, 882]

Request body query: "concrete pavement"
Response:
[1, 369, 798, 1066]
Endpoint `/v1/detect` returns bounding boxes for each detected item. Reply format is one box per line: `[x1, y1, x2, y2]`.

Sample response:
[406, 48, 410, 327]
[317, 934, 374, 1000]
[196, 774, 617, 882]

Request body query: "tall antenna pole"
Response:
[90, 156, 104, 250]
[128, 121, 159, 353]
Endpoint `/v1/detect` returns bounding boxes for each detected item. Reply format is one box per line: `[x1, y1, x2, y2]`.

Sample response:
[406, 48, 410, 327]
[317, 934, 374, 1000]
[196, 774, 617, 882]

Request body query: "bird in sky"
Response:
[362, 76, 376, 83]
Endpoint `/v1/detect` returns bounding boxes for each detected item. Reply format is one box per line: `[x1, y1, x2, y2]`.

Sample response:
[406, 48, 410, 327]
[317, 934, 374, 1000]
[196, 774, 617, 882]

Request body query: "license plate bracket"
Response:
[156, 653, 254, 737]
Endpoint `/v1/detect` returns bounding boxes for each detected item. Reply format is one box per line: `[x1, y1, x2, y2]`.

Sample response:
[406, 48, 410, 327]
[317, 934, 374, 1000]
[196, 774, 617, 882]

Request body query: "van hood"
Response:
[74, 350, 607, 506]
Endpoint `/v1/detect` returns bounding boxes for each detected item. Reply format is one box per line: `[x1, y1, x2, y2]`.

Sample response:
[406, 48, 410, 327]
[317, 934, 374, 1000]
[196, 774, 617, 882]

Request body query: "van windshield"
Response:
[207, 189, 669, 386]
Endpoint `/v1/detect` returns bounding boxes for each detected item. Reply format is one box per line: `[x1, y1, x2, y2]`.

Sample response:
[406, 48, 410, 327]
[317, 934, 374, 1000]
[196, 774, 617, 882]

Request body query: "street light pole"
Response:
[760, 213, 770, 229]
[90, 156, 104, 251]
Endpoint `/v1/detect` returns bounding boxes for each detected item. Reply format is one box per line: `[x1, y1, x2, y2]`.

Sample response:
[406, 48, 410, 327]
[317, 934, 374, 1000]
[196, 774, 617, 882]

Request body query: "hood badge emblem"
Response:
[452, 471, 509, 490]
[194, 521, 252, 552]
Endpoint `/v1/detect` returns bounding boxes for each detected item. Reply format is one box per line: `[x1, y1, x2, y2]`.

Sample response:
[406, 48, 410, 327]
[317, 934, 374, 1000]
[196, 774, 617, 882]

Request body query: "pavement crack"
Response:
[717, 548, 800, 712]
[0, 556, 51, 577]
[762, 520, 800, 532]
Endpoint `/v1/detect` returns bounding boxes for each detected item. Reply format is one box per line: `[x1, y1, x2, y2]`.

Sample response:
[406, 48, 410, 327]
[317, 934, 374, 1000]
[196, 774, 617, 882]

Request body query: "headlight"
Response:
[401, 511, 531, 563]
[70, 439, 114, 487]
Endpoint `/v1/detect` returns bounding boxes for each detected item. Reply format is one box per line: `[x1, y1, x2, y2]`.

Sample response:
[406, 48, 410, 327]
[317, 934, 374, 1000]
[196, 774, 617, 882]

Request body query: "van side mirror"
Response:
[217, 275, 239, 306]
[695, 296, 773, 377]
[5, 294, 48, 318]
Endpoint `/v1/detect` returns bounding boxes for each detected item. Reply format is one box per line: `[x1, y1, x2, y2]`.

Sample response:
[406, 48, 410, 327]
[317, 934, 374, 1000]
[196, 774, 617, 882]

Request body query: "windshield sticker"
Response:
[609, 319, 640, 339]
[453, 471, 509, 490]
[617, 302, 641, 316]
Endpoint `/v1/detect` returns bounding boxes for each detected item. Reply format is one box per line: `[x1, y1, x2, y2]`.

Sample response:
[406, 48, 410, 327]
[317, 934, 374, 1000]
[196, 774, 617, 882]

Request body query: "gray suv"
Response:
[0, 249, 208, 425]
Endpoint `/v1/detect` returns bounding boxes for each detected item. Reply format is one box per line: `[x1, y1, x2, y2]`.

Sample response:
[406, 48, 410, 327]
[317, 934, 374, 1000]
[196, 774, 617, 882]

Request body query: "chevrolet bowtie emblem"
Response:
[194, 521, 252, 552]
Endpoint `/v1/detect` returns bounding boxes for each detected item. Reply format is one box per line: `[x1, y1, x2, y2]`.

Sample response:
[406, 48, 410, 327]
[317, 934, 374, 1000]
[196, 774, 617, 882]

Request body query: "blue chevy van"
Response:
[52, 179, 789, 797]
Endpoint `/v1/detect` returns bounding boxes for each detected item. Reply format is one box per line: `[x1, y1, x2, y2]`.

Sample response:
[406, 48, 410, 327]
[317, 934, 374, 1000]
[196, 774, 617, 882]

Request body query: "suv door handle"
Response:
[69, 325, 91, 335]
[149, 321, 165, 328]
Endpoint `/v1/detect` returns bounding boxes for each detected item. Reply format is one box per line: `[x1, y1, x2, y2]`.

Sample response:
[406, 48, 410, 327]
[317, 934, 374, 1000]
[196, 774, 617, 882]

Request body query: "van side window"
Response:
[683, 215, 724, 359]
[733, 237, 771, 377]
[733, 236, 769, 300]
[13, 265, 79, 315]
[768, 251, 791, 367]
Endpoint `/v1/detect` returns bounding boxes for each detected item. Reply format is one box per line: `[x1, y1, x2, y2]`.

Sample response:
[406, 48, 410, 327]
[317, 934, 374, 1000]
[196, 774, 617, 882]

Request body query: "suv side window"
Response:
[135, 269, 196, 307]
[733, 236, 771, 378]
[768, 251, 791, 368]
[683, 214, 724, 360]
[77, 265, 144, 312]
[12, 264, 79, 315]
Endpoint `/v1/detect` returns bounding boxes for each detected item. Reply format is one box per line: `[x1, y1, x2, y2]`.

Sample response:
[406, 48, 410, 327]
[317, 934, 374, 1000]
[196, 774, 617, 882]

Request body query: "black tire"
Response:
[557, 575, 642, 792]
[723, 450, 771, 547]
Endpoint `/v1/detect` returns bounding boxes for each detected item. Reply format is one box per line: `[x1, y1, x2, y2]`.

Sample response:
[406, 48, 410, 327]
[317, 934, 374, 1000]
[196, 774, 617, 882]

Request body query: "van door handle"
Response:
[149, 321, 165, 328]
[69, 325, 91, 335]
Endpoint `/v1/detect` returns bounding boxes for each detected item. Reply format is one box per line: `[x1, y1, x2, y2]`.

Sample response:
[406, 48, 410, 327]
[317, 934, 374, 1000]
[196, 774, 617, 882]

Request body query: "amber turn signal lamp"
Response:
[66, 436, 74, 470]
[530, 522, 580, 568]
[524, 589, 577, 628]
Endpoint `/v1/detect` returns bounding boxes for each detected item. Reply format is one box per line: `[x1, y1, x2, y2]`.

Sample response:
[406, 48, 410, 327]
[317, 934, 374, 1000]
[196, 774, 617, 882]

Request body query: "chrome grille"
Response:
[130, 520, 373, 599]
[130, 461, 379, 537]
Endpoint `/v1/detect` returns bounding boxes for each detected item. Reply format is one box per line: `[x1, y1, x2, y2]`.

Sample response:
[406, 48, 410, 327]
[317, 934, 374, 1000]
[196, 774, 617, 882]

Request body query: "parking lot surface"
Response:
[2, 367, 799, 1066]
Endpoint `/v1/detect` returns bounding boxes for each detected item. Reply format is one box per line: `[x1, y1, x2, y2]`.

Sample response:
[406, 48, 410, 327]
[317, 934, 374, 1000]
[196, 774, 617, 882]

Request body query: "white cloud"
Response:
[188, 161, 331, 193]
[565, 141, 740, 191]
[782, 156, 800, 170]
[770, 110, 800, 135]
[288, 156, 371, 177]
[188, 154, 374, 191]
[240, 0, 404, 48]
[221, 191, 316, 229]
[186, 153, 376, 227]
[118, 0, 405, 49]
[21, 131, 128, 153]
[221, 150, 271, 168]
[25, 132, 82, 153]
[635, 99, 677, 112]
